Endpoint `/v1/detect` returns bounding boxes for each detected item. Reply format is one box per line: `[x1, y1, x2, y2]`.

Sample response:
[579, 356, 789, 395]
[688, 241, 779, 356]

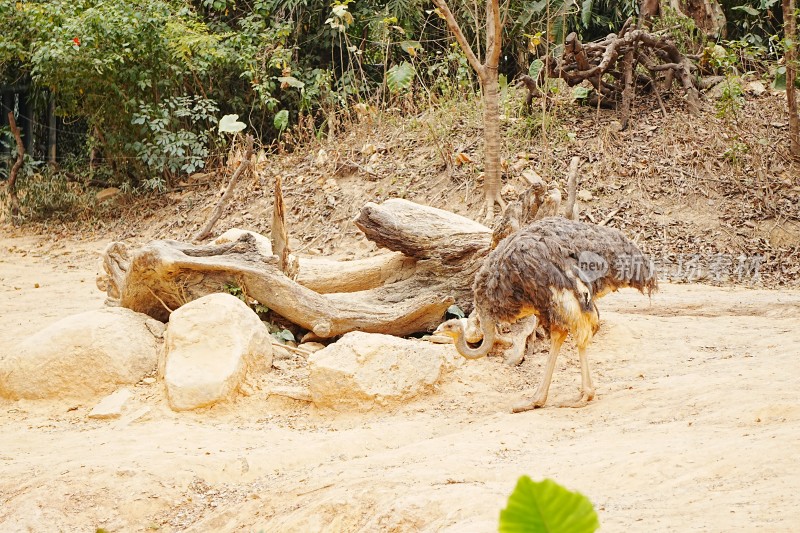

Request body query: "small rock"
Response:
[608, 120, 623, 132]
[142, 377, 156, 385]
[745, 80, 766, 96]
[272, 344, 293, 360]
[269, 386, 312, 402]
[577, 190, 594, 202]
[88, 388, 133, 419]
[298, 342, 325, 353]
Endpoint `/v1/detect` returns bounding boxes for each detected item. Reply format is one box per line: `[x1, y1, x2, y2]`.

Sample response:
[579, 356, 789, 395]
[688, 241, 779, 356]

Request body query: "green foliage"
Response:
[722, 0, 782, 48]
[129, 95, 219, 184]
[272, 328, 295, 343]
[14, 162, 94, 220]
[572, 86, 592, 101]
[499, 476, 599, 533]
[387, 61, 415, 93]
[651, 6, 703, 54]
[223, 282, 271, 318]
[446, 304, 465, 319]
[273, 109, 290, 134]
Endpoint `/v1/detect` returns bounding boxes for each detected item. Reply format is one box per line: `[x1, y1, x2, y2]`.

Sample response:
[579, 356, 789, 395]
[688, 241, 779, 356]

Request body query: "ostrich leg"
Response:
[512, 328, 568, 412]
[559, 345, 596, 408]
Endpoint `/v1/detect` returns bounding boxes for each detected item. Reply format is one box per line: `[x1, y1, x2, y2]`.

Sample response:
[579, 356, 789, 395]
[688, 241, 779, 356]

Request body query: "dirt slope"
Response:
[2, 235, 800, 532]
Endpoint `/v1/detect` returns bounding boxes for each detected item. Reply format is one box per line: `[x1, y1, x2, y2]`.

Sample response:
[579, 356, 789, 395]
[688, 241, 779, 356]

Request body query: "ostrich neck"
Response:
[454, 310, 496, 359]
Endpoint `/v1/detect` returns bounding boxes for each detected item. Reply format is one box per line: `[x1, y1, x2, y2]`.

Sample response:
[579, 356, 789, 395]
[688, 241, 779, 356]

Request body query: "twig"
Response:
[599, 207, 622, 226]
[272, 173, 294, 276]
[194, 134, 254, 241]
[271, 340, 314, 357]
[148, 287, 175, 314]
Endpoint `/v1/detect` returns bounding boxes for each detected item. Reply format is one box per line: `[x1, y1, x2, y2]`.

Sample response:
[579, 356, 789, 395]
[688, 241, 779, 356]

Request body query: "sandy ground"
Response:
[1, 234, 800, 532]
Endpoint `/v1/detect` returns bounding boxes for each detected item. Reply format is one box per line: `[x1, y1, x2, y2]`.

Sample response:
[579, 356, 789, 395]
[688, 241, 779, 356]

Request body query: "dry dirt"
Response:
[2, 232, 800, 532]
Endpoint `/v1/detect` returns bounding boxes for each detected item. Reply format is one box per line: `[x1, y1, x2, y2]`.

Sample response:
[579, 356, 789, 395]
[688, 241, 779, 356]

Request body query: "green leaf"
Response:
[572, 86, 591, 100]
[499, 477, 599, 533]
[528, 59, 544, 82]
[273, 329, 295, 342]
[399, 40, 421, 57]
[731, 5, 759, 16]
[581, 0, 593, 28]
[446, 304, 465, 319]
[274, 109, 289, 132]
[386, 61, 415, 93]
[277, 76, 305, 89]
[773, 65, 786, 90]
[218, 114, 246, 133]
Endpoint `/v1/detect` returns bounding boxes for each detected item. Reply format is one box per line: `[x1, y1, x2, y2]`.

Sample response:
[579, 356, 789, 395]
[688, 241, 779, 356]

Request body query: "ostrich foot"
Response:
[556, 388, 596, 408]
[511, 395, 547, 413]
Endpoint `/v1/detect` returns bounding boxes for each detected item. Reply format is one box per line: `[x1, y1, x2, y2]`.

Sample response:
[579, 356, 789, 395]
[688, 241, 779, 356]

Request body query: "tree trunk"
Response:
[785, 0, 800, 158]
[432, 0, 505, 221]
[669, 0, 726, 38]
[482, 72, 503, 218]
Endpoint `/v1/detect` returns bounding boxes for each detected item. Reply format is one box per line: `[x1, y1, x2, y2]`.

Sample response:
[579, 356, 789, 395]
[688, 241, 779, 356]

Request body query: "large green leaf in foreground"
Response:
[499, 476, 599, 533]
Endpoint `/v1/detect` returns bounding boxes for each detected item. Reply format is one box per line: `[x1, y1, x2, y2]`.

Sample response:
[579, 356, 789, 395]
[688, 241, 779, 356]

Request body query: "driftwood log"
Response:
[98, 199, 492, 338]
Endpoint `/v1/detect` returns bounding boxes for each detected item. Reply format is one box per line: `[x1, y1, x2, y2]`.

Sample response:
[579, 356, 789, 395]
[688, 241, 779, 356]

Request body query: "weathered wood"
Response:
[297, 253, 416, 293]
[537, 22, 701, 117]
[564, 157, 580, 220]
[100, 199, 494, 338]
[100, 236, 453, 337]
[354, 198, 491, 262]
[271, 173, 297, 277]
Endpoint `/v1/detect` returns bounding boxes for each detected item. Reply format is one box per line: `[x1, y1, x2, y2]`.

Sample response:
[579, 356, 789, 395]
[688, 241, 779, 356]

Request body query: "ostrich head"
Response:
[433, 318, 468, 341]
[433, 312, 496, 360]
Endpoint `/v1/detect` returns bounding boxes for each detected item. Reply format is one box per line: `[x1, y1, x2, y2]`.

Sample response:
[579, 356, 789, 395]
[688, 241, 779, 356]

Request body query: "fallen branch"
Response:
[100, 199, 493, 338]
[194, 134, 254, 241]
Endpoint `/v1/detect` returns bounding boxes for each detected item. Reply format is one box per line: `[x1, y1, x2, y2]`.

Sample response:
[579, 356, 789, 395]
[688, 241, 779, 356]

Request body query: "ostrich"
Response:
[435, 217, 657, 411]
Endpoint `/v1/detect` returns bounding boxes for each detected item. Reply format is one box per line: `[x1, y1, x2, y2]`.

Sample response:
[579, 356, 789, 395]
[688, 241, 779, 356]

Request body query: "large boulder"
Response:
[308, 332, 459, 411]
[0, 308, 163, 400]
[162, 293, 272, 411]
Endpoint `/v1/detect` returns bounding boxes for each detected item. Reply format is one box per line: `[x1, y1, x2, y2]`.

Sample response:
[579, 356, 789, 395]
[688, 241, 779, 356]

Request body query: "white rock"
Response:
[0, 308, 162, 400]
[271, 344, 293, 360]
[213, 228, 273, 256]
[746, 80, 766, 96]
[299, 342, 326, 353]
[308, 332, 456, 411]
[577, 189, 594, 202]
[162, 293, 272, 411]
[88, 388, 133, 419]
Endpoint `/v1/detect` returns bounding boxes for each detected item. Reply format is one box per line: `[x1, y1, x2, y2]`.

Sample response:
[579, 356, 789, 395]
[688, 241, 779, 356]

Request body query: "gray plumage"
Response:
[475, 216, 657, 331]
[436, 216, 657, 410]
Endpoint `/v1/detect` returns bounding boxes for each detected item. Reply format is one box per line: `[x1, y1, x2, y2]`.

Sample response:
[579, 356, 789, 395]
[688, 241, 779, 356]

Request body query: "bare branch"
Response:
[432, 0, 485, 79]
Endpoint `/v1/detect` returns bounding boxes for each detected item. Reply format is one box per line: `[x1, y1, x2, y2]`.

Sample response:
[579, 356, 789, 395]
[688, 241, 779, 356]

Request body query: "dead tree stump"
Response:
[98, 199, 493, 338]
